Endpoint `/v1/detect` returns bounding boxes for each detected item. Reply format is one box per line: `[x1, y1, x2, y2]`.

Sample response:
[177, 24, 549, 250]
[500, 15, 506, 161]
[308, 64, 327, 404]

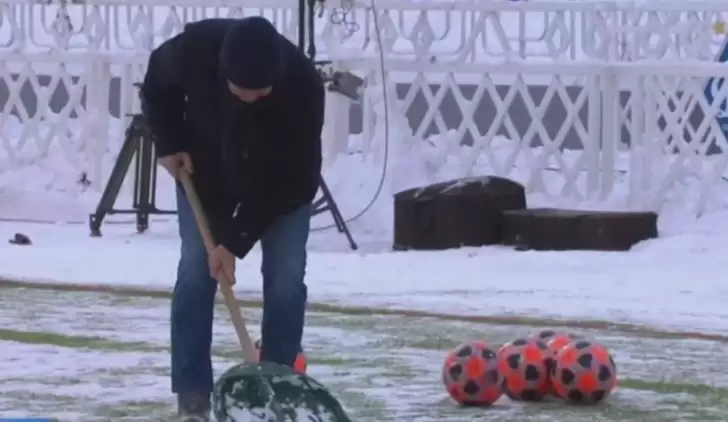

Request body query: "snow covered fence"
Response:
[1, 0, 728, 214]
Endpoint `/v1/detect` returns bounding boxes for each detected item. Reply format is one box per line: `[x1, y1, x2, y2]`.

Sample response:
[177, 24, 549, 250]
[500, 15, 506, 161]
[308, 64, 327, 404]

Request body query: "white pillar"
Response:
[322, 89, 351, 169]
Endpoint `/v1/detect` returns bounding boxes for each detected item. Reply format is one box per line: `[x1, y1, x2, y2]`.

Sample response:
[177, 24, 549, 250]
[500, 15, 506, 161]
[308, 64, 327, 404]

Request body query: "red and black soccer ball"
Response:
[551, 339, 617, 404]
[531, 329, 580, 396]
[498, 337, 550, 401]
[531, 329, 563, 343]
[442, 340, 503, 406]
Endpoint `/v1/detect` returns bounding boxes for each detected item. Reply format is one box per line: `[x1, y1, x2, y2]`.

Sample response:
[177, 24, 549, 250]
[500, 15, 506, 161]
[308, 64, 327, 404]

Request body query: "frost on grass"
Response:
[213, 362, 350, 422]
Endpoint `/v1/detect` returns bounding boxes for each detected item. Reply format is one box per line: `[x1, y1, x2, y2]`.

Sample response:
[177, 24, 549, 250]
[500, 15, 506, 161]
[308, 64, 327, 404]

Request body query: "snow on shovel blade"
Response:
[213, 361, 351, 422]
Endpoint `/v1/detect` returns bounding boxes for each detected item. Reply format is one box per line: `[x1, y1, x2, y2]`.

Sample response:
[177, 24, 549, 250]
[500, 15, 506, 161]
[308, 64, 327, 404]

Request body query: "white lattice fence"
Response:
[0, 53, 145, 189]
[0, 0, 301, 190]
[319, 0, 728, 62]
[1, 0, 728, 215]
[347, 59, 728, 213]
[355, 63, 608, 201]
[323, 0, 728, 213]
[0, 1, 299, 53]
[619, 63, 728, 213]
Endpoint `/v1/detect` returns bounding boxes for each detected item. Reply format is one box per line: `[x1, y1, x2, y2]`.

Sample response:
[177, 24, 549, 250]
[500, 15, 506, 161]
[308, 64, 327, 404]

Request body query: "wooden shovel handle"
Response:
[179, 171, 258, 363]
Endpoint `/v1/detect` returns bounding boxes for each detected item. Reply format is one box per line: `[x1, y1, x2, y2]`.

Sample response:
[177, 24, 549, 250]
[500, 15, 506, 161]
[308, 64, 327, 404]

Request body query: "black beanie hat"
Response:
[221, 17, 282, 90]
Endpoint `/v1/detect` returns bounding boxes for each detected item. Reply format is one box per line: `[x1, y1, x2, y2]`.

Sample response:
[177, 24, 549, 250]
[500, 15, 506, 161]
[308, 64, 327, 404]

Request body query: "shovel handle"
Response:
[179, 171, 258, 363]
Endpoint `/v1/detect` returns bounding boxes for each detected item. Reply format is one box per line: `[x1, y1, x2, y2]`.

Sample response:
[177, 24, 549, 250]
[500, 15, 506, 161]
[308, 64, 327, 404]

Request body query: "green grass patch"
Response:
[212, 345, 368, 368]
[381, 335, 460, 351]
[618, 378, 728, 397]
[332, 390, 389, 420]
[0, 328, 159, 352]
[3, 280, 728, 344]
[307, 356, 353, 366]
[0, 390, 80, 404]
[94, 400, 172, 419]
[2, 376, 84, 387]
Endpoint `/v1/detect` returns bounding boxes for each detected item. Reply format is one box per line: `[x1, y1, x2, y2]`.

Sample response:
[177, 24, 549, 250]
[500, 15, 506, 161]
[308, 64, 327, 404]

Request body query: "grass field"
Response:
[1, 285, 727, 421]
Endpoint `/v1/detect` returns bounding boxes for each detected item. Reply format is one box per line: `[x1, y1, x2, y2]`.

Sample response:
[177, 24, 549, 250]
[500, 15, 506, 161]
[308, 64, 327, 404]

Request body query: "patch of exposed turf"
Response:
[99, 365, 171, 378]
[94, 400, 171, 418]
[1, 390, 79, 404]
[3, 279, 728, 344]
[618, 378, 728, 397]
[333, 390, 389, 420]
[378, 334, 460, 351]
[0, 328, 159, 352]
[1, 376, 84, 387]
[307, 356, 354, 366]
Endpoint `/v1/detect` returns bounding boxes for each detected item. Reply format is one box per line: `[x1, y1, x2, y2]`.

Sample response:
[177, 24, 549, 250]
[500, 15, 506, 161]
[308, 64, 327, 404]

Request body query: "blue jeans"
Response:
[171, 186, 310, 394]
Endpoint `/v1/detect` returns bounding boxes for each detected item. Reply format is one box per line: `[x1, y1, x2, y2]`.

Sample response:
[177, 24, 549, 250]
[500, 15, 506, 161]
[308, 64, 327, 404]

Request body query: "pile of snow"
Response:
[0, 114, 133, 223]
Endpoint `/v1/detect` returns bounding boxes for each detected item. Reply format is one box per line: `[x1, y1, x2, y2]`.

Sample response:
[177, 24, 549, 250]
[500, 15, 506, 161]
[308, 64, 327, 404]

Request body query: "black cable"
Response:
[327, 1, 361, 37]
[311, 0, 390, 232]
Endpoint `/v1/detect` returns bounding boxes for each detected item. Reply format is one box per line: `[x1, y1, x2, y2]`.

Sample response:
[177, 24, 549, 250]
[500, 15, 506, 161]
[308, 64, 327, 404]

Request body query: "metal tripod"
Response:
[89, 111, 358, 250]
[89, 113, 175, 236]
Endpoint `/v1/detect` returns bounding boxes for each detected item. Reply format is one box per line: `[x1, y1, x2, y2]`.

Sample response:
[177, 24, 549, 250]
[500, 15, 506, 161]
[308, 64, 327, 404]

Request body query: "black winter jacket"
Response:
[141, 18, 324, 258]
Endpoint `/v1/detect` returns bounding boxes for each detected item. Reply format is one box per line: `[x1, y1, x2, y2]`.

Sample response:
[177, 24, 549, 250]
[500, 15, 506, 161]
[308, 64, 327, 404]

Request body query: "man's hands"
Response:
[209, 244, 236, 286]
[159, 152, 194, 179]
[163, 152, 235, 285]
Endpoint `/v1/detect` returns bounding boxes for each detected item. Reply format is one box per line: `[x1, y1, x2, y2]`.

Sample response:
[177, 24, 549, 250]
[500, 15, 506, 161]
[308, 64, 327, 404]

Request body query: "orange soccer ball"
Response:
[531, 329, 564, 344]
[442, 340, 504, 406]
[532, 330, 580, 396]
[546, 333, 578, 356]
[551, 339, 617, 404]
[498, 337, 550, 401]
[253, 338, 307, 374]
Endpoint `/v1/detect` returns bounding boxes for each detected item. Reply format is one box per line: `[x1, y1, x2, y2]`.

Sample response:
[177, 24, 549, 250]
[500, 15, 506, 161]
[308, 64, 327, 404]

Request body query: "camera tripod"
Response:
[88, 112, 358, 250]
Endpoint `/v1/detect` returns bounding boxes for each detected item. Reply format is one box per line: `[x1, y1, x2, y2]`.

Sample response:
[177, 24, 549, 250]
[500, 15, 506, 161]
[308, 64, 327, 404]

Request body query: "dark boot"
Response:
[177, 392, 211, 422]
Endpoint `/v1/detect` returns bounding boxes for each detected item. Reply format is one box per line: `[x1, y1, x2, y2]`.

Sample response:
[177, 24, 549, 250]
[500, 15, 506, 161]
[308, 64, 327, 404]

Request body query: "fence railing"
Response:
[1, 0, 728, 215]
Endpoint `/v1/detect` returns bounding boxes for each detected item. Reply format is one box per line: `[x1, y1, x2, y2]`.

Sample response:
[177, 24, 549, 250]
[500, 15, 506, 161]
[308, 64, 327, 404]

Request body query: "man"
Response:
[140, 16, 324, 421]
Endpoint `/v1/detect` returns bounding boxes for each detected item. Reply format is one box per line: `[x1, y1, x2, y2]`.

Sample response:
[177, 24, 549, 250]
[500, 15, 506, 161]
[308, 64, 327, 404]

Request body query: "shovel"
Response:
[178, 171, 351, 421]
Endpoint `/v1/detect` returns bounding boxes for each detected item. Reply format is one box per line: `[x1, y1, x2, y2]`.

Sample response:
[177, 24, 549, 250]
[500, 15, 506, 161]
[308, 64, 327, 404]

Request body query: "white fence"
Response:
[1, 0, 728, 215]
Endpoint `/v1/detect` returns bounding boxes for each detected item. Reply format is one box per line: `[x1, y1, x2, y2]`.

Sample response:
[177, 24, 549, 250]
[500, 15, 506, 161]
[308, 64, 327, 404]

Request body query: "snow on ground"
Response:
[4, 287, 728, 421]
[1, 111, 728, 336]
[2, 214, 728, 335]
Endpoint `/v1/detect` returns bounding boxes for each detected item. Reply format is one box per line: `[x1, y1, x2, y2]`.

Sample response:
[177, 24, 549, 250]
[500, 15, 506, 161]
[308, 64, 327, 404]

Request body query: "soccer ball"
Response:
[551, 339, 617, 404]
[546, 333, 578, 355]
[253, 338, 308, 374]
[531, 330, 578, 396]
[531, 330, 574, 370]
[442, 340, 503, 406]
[532, 330, 577, 365]
[543, 333, 580, 396]
[498, 337, 550, 401]
[532, 330, 579, 356]
[531, 329, 563, 343]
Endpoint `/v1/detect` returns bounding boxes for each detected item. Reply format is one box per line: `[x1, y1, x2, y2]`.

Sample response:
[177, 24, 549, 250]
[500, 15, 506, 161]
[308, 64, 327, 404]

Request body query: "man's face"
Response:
[228, 81, 272, 103]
